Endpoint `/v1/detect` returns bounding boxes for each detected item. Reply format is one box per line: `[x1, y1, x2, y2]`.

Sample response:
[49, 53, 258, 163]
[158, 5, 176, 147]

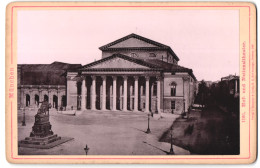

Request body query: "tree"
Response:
[197, 80, 208, 108]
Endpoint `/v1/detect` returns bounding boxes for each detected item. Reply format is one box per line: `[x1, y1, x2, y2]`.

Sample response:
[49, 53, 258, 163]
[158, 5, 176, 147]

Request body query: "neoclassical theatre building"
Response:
[66, 34, 197, 114]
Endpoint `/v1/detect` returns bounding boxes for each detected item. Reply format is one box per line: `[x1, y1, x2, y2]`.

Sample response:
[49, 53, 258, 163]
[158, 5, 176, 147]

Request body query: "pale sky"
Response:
[17, 9, 239, 81]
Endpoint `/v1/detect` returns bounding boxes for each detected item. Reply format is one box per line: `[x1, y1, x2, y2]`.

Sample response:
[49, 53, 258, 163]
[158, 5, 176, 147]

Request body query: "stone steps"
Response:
[20, 134, 61, 145]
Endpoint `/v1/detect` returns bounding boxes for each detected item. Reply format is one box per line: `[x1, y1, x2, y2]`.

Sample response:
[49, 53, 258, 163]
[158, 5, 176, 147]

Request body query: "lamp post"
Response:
[182, 99, 187, 119]
[84, 144, 89, 155]
[22, 108, 26, 126]
[169, 126, 174, 155]
[146, 113, 151, 134]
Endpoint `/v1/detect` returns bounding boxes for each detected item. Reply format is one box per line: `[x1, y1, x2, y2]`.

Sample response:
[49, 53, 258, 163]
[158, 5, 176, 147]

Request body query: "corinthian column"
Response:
[145, 76, 150, 113]
[123, 76, 128, 111]
[101, 76, 107, 111]
[81, 77, 86, 110]
[91, 76, 96, 110]
[156, 76, 161, 113]
[112, 76, 117, 111]
[134, 76, 139, 112]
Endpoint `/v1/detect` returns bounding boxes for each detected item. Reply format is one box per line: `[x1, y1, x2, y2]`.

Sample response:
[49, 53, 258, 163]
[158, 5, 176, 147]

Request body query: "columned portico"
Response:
[79, 74, 163, 113]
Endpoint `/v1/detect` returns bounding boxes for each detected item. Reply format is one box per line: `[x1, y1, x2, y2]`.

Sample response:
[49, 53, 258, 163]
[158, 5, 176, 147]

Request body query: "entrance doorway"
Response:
[44, 95, 49, 102]
[61, 95, 66, 107]
[35, 94, 39, 107]
[53, 95, 58, 109]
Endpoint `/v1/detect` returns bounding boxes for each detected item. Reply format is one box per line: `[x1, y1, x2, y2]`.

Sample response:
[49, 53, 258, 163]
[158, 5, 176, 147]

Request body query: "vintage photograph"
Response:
[16, 8, 240, 156]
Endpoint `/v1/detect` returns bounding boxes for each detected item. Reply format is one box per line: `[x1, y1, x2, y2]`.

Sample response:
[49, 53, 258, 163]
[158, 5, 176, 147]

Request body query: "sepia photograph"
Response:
[5, 1, 257, 164]
[17, 8, 240, 156]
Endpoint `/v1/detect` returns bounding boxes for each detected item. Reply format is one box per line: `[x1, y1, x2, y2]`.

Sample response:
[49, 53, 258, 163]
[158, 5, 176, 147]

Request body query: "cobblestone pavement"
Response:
[18, 109, 190, 155]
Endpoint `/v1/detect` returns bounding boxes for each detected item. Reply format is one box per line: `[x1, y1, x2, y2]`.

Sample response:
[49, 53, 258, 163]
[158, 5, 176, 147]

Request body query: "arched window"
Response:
[53, 95, 58, 109]
[170, 82, 177, 96]
[35, 94, 39, 106]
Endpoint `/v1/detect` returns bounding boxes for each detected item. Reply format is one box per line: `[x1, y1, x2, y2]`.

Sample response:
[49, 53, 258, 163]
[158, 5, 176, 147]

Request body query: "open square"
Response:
[18, 109, 190, 155]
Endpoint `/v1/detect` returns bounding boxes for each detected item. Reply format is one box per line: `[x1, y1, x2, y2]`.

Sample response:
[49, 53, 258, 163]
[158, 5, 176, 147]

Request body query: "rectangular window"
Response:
[171, 87, 176, 96]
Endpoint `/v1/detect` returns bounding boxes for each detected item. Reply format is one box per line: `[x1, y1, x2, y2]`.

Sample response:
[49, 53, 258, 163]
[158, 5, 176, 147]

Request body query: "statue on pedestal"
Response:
[19, 100, 73, 149]
[30, 100, 53, 138]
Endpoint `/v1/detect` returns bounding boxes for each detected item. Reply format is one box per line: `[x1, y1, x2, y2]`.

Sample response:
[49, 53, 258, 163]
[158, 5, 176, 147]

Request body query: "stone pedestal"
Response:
[19, 101, 73, 149]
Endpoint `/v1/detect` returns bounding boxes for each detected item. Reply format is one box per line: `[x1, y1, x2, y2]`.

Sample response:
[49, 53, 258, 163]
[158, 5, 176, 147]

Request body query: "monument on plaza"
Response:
[19, 100, 73, 149]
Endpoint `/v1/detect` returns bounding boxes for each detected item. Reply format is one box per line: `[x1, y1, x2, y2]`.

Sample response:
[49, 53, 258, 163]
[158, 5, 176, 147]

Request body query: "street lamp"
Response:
[146, 113, 151, 134]
[22, 108, 26, 126]
[169, 126, 174, 155]
[182, 99, 187, 119]
[84, 144, 89, 155]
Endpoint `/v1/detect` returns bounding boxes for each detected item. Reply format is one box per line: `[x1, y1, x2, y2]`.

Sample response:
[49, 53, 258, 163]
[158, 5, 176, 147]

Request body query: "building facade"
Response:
[18, 62, 81, 109]
[67, 34, 197, 114]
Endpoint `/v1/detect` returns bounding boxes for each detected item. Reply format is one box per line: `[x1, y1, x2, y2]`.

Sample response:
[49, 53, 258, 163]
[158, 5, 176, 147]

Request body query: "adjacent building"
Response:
[209, 74, 239, 114]
[221, 74, 239, 97]
[18, 62, 81, 109]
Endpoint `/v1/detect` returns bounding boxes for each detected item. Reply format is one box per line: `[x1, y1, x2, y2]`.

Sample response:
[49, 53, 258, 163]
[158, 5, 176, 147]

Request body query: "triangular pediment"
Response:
[99, 33, 170, 51]
[108, 37, 158, 48]
[82, 54, 157, 70]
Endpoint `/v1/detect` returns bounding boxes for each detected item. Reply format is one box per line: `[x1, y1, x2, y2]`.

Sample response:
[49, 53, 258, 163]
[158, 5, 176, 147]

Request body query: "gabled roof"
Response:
[99, 33, 179, 61]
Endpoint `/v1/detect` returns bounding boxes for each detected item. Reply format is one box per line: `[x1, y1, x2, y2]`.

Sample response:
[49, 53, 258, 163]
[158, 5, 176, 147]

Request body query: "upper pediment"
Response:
[81, 54, 159, 70]
[99, 33, 180, 61]
[99, 33, 170, 50]
[108, 37, 158, 48]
